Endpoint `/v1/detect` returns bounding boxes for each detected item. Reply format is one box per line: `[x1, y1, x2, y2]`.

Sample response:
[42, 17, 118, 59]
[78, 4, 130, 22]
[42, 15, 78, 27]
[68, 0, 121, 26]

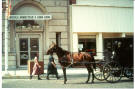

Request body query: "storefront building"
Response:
[70, 0, 134, 60]
[2, 0, 71, 69]
[2, 0, 133, 69]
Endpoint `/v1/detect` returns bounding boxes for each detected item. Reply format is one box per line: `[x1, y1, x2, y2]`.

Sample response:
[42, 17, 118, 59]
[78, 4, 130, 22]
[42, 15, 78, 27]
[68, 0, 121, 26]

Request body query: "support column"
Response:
[96, 34, 99, 57]
[69, 5, 73, 52]
[45, 21, 49, 53]
[72, 33, 78, 52]
[4, 0, 9, 75]
[96, 33, 104, 60]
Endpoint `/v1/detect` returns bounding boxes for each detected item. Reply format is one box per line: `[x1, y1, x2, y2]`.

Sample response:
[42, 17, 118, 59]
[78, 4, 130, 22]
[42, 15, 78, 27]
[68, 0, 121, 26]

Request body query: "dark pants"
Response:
[46, 71, 59, 79]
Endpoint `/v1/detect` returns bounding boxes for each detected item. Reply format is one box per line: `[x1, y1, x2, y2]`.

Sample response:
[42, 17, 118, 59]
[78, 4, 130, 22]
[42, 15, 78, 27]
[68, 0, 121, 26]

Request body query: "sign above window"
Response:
[8, 15, 52, 20]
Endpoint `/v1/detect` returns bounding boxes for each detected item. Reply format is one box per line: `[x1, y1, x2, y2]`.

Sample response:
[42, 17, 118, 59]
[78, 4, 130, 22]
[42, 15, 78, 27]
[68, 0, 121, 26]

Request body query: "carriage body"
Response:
[94, 37, 133, 83]
[103, 38, 133, 82]
[112, 38, 133, 67]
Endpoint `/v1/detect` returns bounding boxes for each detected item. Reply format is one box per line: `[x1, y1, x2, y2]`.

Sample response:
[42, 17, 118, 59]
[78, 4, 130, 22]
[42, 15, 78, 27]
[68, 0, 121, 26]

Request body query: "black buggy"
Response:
[94, 38, 133, 83]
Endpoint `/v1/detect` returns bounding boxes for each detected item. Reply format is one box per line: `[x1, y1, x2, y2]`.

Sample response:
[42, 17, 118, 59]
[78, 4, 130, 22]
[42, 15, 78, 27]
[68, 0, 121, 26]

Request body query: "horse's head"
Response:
[47, 42, 58, 55]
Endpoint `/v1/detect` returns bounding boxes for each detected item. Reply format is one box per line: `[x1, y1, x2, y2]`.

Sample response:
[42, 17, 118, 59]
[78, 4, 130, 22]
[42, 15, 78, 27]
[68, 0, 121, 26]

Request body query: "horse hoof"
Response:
[64, 80, 67, 84]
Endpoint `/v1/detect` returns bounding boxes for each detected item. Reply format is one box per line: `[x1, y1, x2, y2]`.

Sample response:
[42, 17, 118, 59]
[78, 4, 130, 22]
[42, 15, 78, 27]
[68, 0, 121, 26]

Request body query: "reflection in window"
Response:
[30, 38, 39, 60]
[20, 38, 28, 51]
[30, 38, 39, 51]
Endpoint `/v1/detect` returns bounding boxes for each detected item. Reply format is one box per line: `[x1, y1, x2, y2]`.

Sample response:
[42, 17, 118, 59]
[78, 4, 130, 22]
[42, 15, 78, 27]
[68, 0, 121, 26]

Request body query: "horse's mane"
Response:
[57, 46, 70, 56]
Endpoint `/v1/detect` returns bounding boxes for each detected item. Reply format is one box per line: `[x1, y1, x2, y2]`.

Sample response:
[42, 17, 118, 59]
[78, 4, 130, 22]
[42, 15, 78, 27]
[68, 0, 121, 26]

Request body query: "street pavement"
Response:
[2, 76, 133, 88]
[2, 68, 134, 88]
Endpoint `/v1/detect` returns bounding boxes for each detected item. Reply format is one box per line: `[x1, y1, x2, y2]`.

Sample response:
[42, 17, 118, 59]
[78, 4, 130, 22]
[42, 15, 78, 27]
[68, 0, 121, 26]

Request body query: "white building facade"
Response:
[70, 0, 134, 60]
[2, 0, 133, 69]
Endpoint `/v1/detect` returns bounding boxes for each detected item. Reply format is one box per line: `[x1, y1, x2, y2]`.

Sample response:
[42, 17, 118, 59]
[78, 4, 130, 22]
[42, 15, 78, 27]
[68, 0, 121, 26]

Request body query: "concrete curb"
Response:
[3, 76, 31, 79]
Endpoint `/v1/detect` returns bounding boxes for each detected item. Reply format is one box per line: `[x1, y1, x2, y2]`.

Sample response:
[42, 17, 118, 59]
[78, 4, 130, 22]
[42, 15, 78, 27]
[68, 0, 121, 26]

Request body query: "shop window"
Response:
[104, 37, 133, 52]
[78, 38, 96, 56]
[56, 32, 61, 47]
[103, 37, 133, 62]
[15, 20, 42, 29]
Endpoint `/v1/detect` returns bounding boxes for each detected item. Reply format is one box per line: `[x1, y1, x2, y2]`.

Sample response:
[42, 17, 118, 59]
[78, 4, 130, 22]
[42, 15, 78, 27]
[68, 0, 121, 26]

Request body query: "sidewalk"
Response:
[2, 68, 88, 79]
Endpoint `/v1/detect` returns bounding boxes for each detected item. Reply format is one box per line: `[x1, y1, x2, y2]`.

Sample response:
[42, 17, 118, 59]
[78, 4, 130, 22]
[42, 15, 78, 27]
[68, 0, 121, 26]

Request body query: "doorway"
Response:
[16, 34, 42, 66]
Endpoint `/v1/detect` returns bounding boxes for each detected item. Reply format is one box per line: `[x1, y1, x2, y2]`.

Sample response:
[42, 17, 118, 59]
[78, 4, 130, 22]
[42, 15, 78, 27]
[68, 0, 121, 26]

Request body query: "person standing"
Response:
[46, 53, 59, 80]
[30, 53, 42, 80]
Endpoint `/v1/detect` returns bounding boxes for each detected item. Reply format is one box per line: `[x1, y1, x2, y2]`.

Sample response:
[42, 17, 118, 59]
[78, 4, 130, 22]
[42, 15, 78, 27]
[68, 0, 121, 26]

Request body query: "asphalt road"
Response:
[2, 74, 134, 88]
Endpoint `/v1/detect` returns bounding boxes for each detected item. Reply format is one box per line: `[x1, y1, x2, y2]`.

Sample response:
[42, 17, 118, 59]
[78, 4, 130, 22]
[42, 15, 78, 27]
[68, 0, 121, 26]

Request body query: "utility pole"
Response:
[4, 0, 9, 75]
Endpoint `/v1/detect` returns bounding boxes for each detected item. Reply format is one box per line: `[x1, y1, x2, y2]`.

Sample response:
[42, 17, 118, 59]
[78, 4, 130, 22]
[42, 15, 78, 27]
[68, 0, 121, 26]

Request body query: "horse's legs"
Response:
[91, 67, 94, 83]
[86, 67, 90, 83]
[85, 65, 94, 84]
[85, 65, 91, 83]
[62, 67, 67, 84]
[88, 67, 94, 83]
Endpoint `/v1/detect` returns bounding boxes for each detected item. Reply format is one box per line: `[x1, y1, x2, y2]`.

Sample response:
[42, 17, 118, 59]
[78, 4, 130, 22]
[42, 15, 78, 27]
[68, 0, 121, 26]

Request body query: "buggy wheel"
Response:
[103, 61, 122, 83]
[94, 63, 105, 81]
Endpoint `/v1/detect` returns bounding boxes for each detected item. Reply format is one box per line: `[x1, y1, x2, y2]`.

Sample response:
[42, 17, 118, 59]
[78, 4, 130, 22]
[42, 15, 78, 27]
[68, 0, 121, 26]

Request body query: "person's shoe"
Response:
[30, 76, 32, 79]
[57, 77, 60, 80]
[46, 77, 49, 80]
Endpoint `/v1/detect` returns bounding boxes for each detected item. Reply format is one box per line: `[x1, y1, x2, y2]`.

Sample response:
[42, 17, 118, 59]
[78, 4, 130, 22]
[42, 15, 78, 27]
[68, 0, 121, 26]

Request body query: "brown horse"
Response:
[47, 42, 96, 84]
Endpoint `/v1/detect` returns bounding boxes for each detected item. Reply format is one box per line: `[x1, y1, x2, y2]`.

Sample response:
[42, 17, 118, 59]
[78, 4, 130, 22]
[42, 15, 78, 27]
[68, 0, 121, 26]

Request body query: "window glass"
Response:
[79, 38, 96, 56]
[56, 32, 61, 47]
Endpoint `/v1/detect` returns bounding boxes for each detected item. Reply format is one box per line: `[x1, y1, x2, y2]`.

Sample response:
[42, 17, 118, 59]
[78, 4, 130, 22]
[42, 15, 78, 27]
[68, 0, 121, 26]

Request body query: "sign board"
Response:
[8, 15, 52, 20]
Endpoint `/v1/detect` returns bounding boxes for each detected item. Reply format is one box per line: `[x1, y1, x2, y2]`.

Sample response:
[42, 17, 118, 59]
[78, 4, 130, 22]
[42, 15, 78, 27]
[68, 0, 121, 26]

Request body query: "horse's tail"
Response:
[91, 55, 96, 69]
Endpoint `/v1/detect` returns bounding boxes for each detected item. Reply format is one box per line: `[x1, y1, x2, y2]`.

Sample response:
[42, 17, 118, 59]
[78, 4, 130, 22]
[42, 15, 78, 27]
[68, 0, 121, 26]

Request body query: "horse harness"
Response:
[58, 53, 74, 68]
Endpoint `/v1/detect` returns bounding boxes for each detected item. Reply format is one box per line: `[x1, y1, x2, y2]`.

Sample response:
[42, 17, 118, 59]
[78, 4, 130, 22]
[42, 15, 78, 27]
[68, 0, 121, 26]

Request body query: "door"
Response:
[17, 34, 42, 66]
